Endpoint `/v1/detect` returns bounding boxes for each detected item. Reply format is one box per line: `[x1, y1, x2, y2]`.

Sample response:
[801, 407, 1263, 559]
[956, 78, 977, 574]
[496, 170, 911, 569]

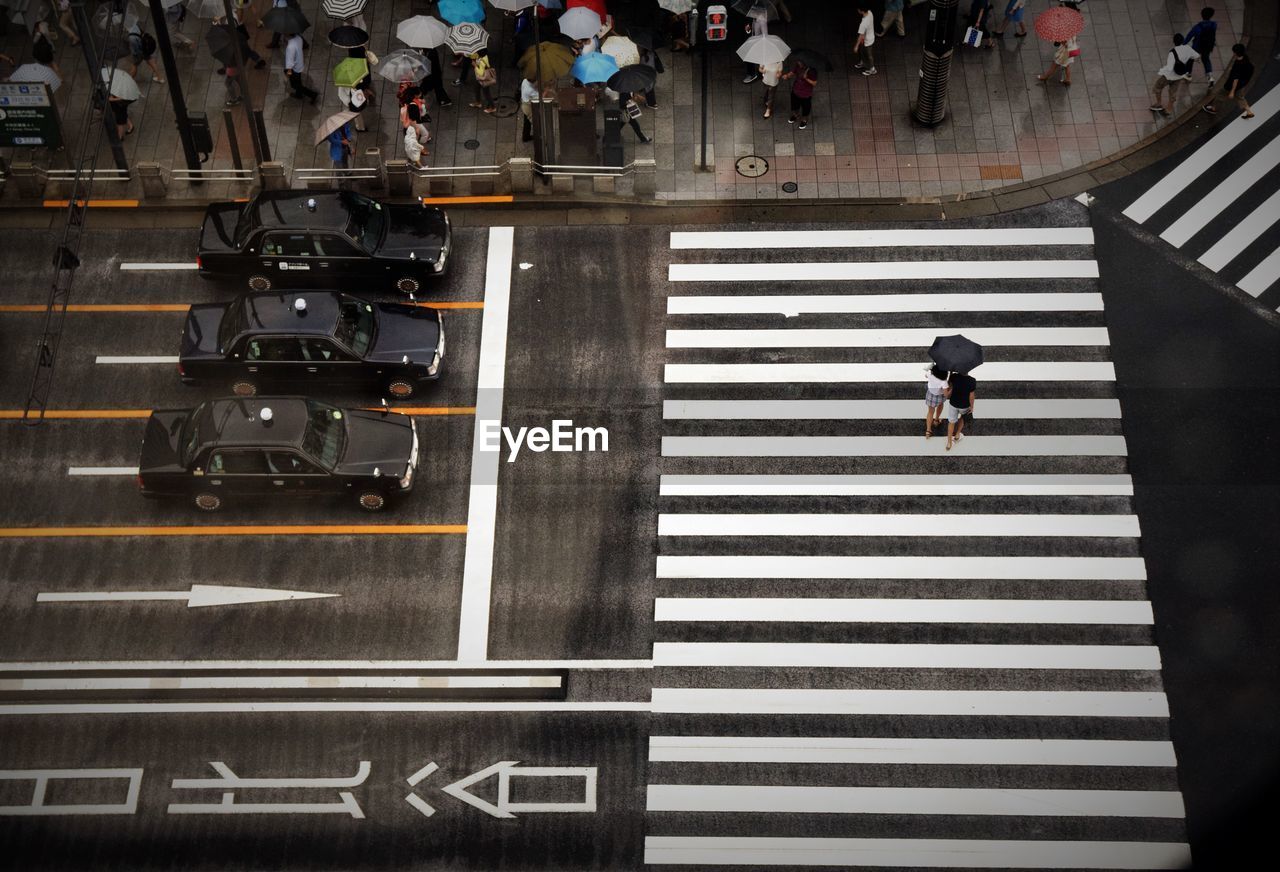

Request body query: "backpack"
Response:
[1172, 49, 1193, 77]
[141, 31, 157, 56]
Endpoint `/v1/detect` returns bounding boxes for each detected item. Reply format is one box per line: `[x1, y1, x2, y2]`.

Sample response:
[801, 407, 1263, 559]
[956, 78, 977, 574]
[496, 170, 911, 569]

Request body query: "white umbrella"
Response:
[601, 35, 640, 68]
[445, 22, 489, 55]
[657, 0, 694, 14]
[8, 63, 61, 92]
[185, 0, 225, 19]
[322, 0, 368, 20]
[736, 34, 790, 65]
[558, 6, 601, 40]
[488, 0, 536, 10]
[376, 49, 432, 82]
[101, 67, 142, 101]
[396, 15, 450, 49]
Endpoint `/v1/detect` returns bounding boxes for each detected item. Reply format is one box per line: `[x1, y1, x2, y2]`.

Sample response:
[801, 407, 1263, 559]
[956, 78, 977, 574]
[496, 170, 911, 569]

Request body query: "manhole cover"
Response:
[463, 139, 480, 150]
[735, 155, 769, 178]
[492, 96, 518, 118]
[781, 181, 798, 193]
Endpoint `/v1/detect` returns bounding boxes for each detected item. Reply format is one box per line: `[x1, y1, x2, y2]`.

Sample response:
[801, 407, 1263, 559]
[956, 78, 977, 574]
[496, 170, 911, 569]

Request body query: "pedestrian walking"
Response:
[469, 50, 497, 114]
[32, 24, 60, 78]
[783, 61, 817, 129]
[125, 22, 164, 83]
[994, 0, 1027, 38]
[1203, 44, 1255, 119]
[420, 46, 453, 108]
[520, 76, 537, 141]
[262, 0, 295, 50]
[327, 120, 354, 169]
[283, 32, 318, 104]
[1150, 34, 1198, 116]
[55, 0, 80, 46]
[741, 3, 769, 83]
[966, 0, 995, 49]
[878, 0, 907, 38]
[337, 85, 369, 131]
[164, 1, 195, 50]
[623, 92, 652, 143]
[1037, 37, 1077, 85]
[228, 5, 268, 69]
[853, 6, 877, 75]
[640, 46, 663, 108]
[223, 63, 242, 106]
[1185, 7, 1218, 85]
[108, 92, 134, 140]
[403, 108, 429, 168]
[924, 364, 949, 439]
[944, 371, 977, 451]
[760, 59, 783, 118]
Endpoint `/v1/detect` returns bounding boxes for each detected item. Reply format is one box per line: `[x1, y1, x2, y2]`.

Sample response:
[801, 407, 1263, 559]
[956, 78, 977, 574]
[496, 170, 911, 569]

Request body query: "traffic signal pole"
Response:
[698, 4, 707, 171]
[147, 0, 201, 171]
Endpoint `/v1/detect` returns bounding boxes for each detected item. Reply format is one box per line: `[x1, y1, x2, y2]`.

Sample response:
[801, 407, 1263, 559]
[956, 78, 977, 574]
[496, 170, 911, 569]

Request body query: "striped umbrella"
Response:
[571, 51, 617, 84]
[322, 0, 368, 20]
[445, 22, 489, 55]
[8, 63, 61, 92]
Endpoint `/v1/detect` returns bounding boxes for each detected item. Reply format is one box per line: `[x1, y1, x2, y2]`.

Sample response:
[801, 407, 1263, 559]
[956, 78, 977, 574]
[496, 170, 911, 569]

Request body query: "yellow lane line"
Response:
[0, 302, 483, 313]
[2, 407, 473, 420]
[418, 195, 514, 205]
[0, 525, 467, 538]
[392, 407, 476, 415]
[427, 301, 484, 309]
[43, 199, 141, 208]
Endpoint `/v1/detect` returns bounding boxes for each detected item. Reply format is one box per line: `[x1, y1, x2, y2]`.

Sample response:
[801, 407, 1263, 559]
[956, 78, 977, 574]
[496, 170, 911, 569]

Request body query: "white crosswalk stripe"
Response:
[647, 222, 1187, 867]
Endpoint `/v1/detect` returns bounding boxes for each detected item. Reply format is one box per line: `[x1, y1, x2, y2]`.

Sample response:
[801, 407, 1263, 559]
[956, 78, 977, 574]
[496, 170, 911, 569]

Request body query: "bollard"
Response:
[633, 158, 657, 197]
[550, 174, 574, 194]
[258, 161, 288, 190]
[469, 178, 494, 196]
[137, 162, 168, 200]
[592, 174, 616, 194]
[428, 176, 453, 197]
[385, 159, 413, 197]
[360, 147, 385, 192]
[506, 157, 533, 194]
[9, 161, 46, 200]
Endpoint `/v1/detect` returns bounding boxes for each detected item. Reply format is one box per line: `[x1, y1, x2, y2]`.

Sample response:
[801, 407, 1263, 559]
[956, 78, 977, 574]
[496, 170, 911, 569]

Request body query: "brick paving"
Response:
[0, 0, 1245, 202]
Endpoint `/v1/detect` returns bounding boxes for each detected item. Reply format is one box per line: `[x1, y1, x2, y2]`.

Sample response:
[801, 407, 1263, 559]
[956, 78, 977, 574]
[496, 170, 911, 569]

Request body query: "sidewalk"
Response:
[0, 0, 1248, 203]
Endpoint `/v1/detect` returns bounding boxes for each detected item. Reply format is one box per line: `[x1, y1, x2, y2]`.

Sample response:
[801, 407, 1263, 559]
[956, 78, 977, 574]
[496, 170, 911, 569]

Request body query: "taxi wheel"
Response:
[386, 379, 416, 400]
[395, 276, 420, 295]
[230, 379, 258, 397]
[248, 274, 272, 291]
[357, 491, 387, 512]
[194, 492, 223, 512]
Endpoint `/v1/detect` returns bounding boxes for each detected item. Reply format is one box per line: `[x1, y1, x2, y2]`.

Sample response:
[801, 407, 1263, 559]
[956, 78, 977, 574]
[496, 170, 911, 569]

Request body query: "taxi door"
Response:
[259, 231, 321, 284]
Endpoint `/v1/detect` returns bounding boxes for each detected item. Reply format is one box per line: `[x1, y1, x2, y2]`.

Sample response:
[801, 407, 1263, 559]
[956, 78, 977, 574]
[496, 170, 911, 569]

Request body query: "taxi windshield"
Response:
[218, 301, 248, 353]
[302, 401, 347, 470]
[181, 402, 212, 466]
[346, 194, 385, 253]
[334, 296, 376, 357]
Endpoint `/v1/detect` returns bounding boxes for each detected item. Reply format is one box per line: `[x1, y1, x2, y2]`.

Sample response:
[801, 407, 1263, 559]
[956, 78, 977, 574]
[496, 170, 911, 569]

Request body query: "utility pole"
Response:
[913, 0, 960, 126]
[70, 0, 127, 171]
[147, 0, 201, 170]
[221, 0, 264, 164]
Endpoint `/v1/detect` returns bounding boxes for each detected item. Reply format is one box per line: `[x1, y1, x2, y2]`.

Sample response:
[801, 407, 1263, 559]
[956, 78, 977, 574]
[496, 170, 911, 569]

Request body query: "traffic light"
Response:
[705, 4, 728, 41]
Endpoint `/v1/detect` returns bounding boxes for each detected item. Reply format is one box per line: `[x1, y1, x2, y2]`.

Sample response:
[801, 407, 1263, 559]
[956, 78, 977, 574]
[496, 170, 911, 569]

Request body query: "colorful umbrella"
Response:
[605, 64, 655, 94]
[445, 22, 489, 55]
[329, 26, 369, 48]
[567, 0, 607, 18]
[656, 0, 693, 14]
[333, 57, 370, 88]
[1034, 6, 1085, 42]
[9, 62, 61, 92]
[397, 15, 450, 49]
[558, 5, 602, 40]
[316, 110, 360, 145]
[376, 49, 432, 82]
[737, 34, 790, 65]
[438, 0, 486, 25]
[518, 41, 575, 83]
[600, 35, 639, 67]
[101, 67, 141, 101]
[571, 51, 617, 84]
[322, 0, 368, 20]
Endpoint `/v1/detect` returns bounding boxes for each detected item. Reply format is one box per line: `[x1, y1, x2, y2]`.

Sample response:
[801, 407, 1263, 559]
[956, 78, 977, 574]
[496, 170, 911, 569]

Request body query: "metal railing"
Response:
[169, 168, 257, 183]
[41, 168, 132, 183]
[293, 168, 381, 182]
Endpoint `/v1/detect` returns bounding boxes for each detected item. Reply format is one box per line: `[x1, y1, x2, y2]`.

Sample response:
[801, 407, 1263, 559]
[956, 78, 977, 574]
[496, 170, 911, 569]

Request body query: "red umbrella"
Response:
[1034, 6, 1085, 42]
[567, 0, 608, 20]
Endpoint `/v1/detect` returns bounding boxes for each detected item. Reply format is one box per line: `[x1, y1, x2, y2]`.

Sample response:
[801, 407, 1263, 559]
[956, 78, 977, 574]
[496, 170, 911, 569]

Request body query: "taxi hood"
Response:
[334, 409, 415, 477]
[374, 204, 448, 262]
[199, 201, 245, 254]
[367, 303, 441, 363]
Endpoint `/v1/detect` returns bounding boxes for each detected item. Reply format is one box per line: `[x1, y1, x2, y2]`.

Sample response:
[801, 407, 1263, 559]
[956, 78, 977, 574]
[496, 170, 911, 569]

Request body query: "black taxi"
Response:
[179, 291, 444, 400]
[197, 190, 451, 295]
[138, 397, 419, 512]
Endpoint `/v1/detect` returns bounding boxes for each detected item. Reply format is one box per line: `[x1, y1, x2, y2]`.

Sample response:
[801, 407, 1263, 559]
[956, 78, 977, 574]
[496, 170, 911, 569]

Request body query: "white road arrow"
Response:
[36, 585, 340, 609]
[441, 762, 598, 818]
[441, 762, 518, 818]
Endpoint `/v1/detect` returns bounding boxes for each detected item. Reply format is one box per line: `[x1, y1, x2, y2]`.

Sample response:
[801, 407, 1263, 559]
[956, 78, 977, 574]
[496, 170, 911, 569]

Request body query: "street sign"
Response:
[0, 83, 62, 149]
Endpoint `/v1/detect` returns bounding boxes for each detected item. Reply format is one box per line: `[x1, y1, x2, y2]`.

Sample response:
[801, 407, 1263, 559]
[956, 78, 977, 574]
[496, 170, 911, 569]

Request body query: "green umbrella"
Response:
[518, 41, 575, 85]
[332, 56, 369, 88]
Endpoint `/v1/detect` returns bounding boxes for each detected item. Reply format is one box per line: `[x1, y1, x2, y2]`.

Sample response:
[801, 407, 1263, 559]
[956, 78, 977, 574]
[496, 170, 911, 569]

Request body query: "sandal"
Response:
[467, 102, 483, 108]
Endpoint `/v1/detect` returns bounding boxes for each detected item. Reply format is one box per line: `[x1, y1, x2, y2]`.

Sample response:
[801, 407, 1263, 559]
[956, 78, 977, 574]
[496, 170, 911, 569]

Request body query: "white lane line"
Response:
[651, 642, 1160, 670]
[654, 598, 1154, 625]
[665, 362, 1115, 383]
[662, 435, 1129, 457]
[666, 327, 1111, 348]
[668, 261, 1100, 282]
[1198, 186, 1280, 271]
[94, 356, 180, 365]
[669, 228, 1096, 249]
[0, 659, 652, 671]
[644, 836, 1192, 868]
[650, 688, 1169, 717]
[66, 467, 139, 477]
[657, 555, 1148, 580]
[118, 262, 199, 270]
[1237, 244, 1280, 297]
[646, 785, 1185, 818]
[1161, 135, 1280, 246]
[663, 399, 1123, 419]
[659, 474, 1134, 496]
[2, 675, 563, 692]
[1123, 84, 1280, 223]
[669, 293, 1104, 315]
[657, 513, 1139, 538]
[456, 226, 514, 663]
[648, 736, 1177, 766]
[0, 702, 650, 715]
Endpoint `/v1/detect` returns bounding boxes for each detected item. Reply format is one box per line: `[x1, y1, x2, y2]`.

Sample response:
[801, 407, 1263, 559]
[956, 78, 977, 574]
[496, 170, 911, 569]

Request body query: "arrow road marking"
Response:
[441, 762, 598, 818]
[36, 584, 340, 609]
[404, 762, 439, 818]
[442, 761, 518, 818]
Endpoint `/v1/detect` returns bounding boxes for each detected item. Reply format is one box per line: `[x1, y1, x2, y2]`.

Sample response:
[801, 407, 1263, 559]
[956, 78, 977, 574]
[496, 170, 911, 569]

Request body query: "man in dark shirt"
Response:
[945, 372, 977, 451]
[1203, 44, 1255, 118]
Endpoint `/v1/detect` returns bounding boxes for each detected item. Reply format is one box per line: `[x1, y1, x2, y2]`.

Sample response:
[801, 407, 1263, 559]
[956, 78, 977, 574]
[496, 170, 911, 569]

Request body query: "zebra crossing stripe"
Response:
[663, 399, 1123, 419]
[646, 784, 1185, 817]
[666, 327, 1111, 348]
[669, 261, 1100, 282]
[662, 435, 1129, 457]
[1198, 186, 1280, 271]
[656, 555, 1147, 580]
[653, 598, 1154, 624]
[643, 836, 1193, 868]
[650, 642, 1160, 670]
[1123, 84, 1280, 223]
[657, 474, 1134, 496]
[656, 513, 1139, 538]
[664, 362, 1116, 384]
[1237, 245, 1280, 297]
[1160, 135, 1280, 247]
[646, 736, 1177, 766]
[650, 688, 1169, 716]
[668, 293, 1105, 315]
[668, 228, 1096, 249]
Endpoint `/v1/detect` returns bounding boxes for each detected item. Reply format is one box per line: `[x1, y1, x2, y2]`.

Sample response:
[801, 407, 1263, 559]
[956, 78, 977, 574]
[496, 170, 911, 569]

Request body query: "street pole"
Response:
[913, 0, 959, 126]
[696, 4, 707, 171]
[221, 0, 263, 164]
[69, 0, 128, 171]
[532, 8, 546, 168]
[147, 0, 200, 171]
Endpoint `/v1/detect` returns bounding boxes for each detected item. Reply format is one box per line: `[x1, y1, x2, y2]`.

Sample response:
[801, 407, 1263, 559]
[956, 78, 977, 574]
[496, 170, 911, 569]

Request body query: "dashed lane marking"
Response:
[0, 525, 467, 538]
[94, 356, 179, 364]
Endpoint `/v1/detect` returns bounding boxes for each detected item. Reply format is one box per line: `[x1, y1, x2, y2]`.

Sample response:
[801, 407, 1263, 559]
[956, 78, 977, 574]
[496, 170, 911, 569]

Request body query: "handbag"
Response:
[625, 99, 642, 120]
[476, 62, 497, 87]
[963, 26, 983, 48]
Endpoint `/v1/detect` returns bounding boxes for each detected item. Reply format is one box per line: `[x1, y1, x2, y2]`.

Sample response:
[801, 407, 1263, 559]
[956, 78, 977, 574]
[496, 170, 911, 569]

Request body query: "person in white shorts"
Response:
[944, 371, 977, 451]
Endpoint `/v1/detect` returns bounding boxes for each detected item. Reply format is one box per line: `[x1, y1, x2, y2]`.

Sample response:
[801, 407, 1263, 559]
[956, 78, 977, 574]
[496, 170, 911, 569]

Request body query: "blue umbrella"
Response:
[438, 0, 485, 25]
[571, 51, 618, 84]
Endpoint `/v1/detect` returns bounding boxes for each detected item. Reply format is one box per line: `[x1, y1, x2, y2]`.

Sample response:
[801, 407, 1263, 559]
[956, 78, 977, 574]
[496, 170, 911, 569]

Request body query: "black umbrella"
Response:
[627, 28, 659, 50]
[206, 24, 250, 66]
[784, 47, 833, 72]
[607, 64, 657, 94]
[929, 335, 984, 374]
[328, 25, 368, 48]
[262, 5, 311, 34]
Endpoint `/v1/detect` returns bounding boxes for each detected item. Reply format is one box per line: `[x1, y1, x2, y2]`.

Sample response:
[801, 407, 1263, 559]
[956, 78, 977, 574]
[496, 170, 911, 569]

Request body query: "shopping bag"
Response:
[964, 26, 983, 48]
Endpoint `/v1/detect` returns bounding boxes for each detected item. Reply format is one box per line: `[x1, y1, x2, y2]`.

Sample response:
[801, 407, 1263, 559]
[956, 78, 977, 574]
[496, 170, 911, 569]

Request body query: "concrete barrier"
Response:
[137, 162, 167, 200]
[258, 162, 288, 190]
[634, 158, 656, 196]
[507, 157, 533, 193]
[386, 160, 413, 197]
[9, 162, 45, 199]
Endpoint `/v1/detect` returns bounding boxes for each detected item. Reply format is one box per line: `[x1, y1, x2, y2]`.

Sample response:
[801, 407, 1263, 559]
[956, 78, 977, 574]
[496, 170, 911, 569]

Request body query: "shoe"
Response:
[1202, 104, 1217, 114]
[1037, 75, 1049, 82]
[225, 97, 242, 106]
[154, 78, 165, 84]
[994, 30, 1005, 38]
[1016, 30, 1027, 37]
[438, 100, 453, 107]
[742, 73, 758, 84]
[874, 27, 884, 37]
[1243, 111, 1256, 118]
[1149, 104, 1164, 112]
[254, 59, 267, 70]
[639, 135, 651, 143]
[853, 61, 865, 70]
[787, 115, 795, 124]
[798, 119, 807, 129]
[216, 67, 226, 75]
[453, 78, 464, 86]
[862, 67, 877, 76]
[468, 102, 483, 108]
[763, 109, 771, 118]
[483, 106, 496, 114]
[1208, 77, 1215, 86]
